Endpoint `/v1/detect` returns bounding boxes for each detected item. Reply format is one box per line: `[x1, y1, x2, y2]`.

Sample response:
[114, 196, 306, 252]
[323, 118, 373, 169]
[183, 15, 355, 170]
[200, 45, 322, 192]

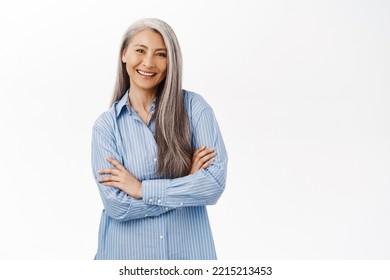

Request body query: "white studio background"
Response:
[0, 0, 389, 260]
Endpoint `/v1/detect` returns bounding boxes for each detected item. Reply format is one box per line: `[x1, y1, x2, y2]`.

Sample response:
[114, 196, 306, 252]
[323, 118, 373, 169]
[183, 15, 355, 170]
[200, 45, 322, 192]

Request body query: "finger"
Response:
[98, 168, 119, 175]
[198, 151, 217, 165]
[106, 157, 126, 172]
[193, 148, 214, 161]
[192, 145, 206, 158]
[194, 150, 216, 163]
[98, 175, 120, 183]
[190, 153, 216, 174]
[102, 181, 121, 188]
[201, 158, 215, 169]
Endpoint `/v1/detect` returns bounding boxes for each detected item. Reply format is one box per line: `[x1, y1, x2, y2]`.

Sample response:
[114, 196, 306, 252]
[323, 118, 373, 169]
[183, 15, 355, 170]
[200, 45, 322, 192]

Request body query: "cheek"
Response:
[126, 56, 140, 68]
[160, 63, 168, 77]
[125, 60, 138, 76]
[161, 68, 167, 78]
[124, 65, 133, 77]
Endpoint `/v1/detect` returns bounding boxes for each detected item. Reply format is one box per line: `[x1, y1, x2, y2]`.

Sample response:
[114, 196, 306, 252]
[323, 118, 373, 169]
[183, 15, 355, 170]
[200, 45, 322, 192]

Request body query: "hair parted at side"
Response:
[111, 18, 192, 178]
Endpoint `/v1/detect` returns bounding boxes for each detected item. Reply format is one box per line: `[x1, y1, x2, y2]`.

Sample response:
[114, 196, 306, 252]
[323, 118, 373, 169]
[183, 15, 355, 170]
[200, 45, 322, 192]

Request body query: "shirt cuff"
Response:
[142, 179, 168, 206]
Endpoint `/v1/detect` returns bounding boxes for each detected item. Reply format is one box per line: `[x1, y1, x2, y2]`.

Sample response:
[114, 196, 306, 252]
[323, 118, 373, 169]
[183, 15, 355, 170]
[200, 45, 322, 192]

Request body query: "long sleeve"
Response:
[91, 125, 175, 222]
[142, 107, 228, 207]
[93, 90, 224, 260]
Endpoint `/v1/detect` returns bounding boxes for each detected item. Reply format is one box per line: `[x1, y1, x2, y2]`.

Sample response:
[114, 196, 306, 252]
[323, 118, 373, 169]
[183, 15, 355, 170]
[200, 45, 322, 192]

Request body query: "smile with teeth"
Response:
[137, 70, 156, 77]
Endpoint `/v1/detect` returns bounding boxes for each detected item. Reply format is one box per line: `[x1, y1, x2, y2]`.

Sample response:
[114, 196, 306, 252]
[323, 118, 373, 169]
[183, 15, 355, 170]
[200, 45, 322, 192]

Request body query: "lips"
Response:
[136, 70, 157, 77]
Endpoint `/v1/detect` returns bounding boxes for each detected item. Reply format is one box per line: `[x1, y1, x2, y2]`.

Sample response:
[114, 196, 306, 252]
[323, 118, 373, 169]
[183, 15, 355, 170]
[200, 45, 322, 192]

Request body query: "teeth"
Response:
[137, 70, 155, 76]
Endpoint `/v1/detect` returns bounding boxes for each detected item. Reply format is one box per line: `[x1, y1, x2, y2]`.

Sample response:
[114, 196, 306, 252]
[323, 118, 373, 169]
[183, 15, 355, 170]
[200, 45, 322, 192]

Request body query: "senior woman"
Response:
[92, 18, 228, 260]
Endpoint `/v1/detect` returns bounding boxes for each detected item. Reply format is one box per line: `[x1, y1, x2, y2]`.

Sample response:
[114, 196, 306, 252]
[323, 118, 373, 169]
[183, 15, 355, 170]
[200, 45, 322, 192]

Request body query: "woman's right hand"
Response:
[189, 145, 217, 174]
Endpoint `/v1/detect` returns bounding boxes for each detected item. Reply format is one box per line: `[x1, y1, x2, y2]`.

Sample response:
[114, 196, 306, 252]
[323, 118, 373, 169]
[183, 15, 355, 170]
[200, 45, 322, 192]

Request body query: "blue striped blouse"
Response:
[91, 90, 228, 260]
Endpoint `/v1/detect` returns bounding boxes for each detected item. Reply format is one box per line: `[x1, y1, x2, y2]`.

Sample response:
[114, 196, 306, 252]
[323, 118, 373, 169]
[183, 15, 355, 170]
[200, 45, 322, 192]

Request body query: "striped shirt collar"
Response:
[115, 90, 156, 118]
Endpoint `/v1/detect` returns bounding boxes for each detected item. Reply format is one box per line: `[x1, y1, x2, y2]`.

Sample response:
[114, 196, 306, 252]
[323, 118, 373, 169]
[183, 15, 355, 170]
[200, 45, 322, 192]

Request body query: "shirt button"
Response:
[153, 158, 157, 162]
[160, 235, 164, 239]
[145, 214, 149, 217]
[157, 199, 161, 204]
[165, 207, 169, 211]
[180, 202, 183, 206]
[149, 199, 153, 203]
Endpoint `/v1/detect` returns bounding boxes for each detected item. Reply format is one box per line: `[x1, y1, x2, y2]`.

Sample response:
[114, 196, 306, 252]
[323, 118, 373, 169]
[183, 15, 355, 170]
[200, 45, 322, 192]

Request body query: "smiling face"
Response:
[122, 29, 168, 95]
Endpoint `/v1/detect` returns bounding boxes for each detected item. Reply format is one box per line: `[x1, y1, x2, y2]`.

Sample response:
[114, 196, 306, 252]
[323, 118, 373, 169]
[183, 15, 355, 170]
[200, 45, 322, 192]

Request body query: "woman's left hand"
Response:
[98, 158, 143, 199]
[189, 145, 217, 174]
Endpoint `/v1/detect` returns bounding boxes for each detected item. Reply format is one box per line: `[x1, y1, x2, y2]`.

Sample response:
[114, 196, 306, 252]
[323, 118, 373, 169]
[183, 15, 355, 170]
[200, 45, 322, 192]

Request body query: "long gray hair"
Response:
[111, 18, 192, 178]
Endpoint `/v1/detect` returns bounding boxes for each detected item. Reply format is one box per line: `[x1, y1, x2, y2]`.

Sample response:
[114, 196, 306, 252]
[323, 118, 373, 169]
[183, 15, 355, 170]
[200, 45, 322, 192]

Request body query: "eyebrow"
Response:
[133, 44, 167, 51]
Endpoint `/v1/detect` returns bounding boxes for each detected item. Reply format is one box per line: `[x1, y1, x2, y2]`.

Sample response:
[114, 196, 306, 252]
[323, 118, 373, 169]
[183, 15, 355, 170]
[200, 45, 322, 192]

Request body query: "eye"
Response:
[136, 49, 144, 54]
[156, 52, 167, 58]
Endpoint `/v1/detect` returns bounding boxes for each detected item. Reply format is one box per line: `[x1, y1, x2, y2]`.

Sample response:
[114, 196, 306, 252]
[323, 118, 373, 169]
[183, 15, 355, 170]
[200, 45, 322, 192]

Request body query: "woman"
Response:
[91, 18, 228, 260]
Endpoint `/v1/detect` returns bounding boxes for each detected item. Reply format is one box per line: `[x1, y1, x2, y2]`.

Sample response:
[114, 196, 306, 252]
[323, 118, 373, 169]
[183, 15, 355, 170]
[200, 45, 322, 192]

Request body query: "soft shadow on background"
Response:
[0, 0, 389, 259]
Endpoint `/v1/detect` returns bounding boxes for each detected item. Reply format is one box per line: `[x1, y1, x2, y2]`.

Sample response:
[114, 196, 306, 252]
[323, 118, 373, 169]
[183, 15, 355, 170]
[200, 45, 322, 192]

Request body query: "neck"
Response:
[128, 88, 156, 111]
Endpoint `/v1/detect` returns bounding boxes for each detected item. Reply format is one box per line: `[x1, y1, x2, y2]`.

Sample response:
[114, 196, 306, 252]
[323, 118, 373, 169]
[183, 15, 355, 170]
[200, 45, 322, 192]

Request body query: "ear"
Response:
[121, 49, 127, 63]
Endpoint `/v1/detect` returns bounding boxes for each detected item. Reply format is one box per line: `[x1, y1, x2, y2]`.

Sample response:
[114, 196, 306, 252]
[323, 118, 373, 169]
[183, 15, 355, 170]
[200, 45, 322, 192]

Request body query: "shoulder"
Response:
[92, 105, 116, 135]
[183, 90, 213, 116]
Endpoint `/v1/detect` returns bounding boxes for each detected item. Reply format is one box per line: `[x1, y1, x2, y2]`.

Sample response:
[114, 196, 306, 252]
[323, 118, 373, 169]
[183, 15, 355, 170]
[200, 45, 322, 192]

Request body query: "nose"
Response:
[142, 54, 155, 68]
